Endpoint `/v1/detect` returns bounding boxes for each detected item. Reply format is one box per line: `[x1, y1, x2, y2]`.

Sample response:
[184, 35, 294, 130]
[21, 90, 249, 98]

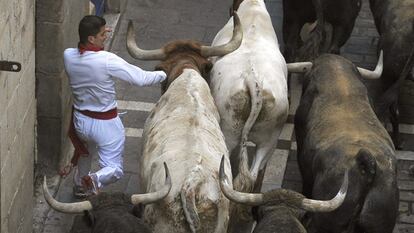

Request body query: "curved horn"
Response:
[219, 156, 264, 205]
[300, 170, 348, 212]
[43, 176, 92, 213]
[126, 20, 166, 60]
[287, 62, 313, 73]
[300, 20, 318, 42]
[200, 12, 243, 57]
[220, 154, 348, 211]
[357, 50, 383, 79]
[131, 162, 172, 205]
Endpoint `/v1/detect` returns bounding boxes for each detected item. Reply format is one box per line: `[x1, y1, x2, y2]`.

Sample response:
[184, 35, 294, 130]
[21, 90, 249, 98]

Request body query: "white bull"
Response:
[210, 0, 289, 191]
[126, 15, 243, 233]
[209, 1, 310, 232]
[141, 70, 231, 233]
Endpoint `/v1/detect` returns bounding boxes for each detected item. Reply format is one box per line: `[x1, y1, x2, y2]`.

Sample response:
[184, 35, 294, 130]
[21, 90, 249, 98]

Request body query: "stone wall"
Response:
[0, 0, 36, 232]
[35, 0, 89, 175]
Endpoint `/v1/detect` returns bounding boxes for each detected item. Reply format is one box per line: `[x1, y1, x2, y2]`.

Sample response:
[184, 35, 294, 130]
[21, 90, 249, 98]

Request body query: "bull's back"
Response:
[141, 70, 231, 232]
[210, 5, 288, 140]
[210, 51, 288, 142]
[306, 99, 391, 151]
[296, 55, 394, 165]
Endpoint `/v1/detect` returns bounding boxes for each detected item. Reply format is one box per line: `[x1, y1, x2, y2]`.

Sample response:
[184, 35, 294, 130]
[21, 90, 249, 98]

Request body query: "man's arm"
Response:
[106, 52, 166, 86]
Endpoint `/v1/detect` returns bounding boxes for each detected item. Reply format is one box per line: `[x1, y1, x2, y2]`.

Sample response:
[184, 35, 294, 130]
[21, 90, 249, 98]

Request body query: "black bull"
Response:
[282, 0, 361, 62]
[42, 163, 171, 233]
[294, 54, 399, 233]
[70, 193, 150, 233]
[368, 0, 414, 148]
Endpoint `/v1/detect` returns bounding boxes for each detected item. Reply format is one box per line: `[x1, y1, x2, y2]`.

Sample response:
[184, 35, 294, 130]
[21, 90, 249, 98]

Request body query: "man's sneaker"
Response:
[73, 185, 89, 199]
[81, 174, 99, 195]
[72, 173, 99, 199]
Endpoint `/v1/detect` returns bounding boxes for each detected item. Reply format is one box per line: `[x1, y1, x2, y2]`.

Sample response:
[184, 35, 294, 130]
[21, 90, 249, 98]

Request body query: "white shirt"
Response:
[63, 48, 166, 112]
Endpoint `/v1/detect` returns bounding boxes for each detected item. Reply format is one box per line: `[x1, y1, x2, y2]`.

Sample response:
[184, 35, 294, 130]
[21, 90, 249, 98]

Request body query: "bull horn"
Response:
[300, 170, 348, 212]
[357, 50, 383, 79]
[43, 176, 92, 213]
[220, 154, 348, 211]
[126, 20, 167, 60]
[131, 162, 172, 205]
[287, 62, 313, 73]
[219, 156, 264, 205]
[200, 12, 243, 57]
[300, 20, 318, 42]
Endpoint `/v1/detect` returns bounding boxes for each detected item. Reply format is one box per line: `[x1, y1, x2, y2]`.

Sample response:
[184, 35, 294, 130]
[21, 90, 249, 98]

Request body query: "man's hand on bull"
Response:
[105, 27, 113, 38]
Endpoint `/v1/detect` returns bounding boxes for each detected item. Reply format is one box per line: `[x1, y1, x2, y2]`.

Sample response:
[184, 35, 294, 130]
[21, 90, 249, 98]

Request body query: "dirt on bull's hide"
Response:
[256, 91, 277, 122]
[226, 89, 250, 124]
[226, 89, 277, 125]
[188, 116, 200, 127]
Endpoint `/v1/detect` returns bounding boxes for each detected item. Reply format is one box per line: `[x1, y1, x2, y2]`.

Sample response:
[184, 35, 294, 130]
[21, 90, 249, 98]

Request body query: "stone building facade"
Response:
[1, 0, 89, 232]
[0, 0, 36, 232]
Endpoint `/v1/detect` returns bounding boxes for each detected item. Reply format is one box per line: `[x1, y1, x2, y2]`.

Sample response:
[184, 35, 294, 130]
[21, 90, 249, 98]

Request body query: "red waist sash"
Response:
[60, 107, 118, 177]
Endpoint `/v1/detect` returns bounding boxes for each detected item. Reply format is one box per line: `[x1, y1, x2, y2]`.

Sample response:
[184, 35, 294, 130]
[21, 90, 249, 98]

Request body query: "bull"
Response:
[126, 14, 243, 233]
[294, 54, 399, 233]
[368, 0, 414, 148]
[219, 156, 349, 233]
[209, 1, 326, 231]
[42, 163, 171, 233]
[283, 0, 361, 62]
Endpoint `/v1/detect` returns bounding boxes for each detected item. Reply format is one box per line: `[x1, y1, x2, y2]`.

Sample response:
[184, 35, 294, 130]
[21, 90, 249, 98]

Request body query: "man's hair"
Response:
[78, 15, 106, 45]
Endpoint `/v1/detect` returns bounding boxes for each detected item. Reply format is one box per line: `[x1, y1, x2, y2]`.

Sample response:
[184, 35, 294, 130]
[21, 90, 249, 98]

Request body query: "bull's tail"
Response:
[181, 165, 204, 233]
[297, 0, 333, 61]
[386, 19, 414, 89]
[350, 149, 377, 228]
[238, 66, 263, 178]
[356, 149, 377, 185]
[378, 44, 414, 107]
[231, 66, 262, 194]
[228, 67, 263, 233]
[389, 44, 414, 90]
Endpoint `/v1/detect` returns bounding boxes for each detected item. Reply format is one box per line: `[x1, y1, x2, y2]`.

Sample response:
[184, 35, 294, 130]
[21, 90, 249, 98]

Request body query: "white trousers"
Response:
[72, 110, 125, 188]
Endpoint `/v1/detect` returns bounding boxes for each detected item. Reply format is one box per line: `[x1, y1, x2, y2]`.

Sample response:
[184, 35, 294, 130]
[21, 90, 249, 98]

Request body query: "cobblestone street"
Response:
[34, 0, 414, 232]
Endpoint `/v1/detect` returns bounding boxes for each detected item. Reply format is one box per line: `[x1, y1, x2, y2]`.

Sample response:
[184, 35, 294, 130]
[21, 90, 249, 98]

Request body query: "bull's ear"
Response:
[356, 149, 377, 184]
[251, 206, 260, 221]
[202, 61, 213, 83]
[155, 63, 170, 94]
[83, 210, 95, 226]
[132, 203, 145, 218]
[161, 79, 168, 94]
[204, 61, 213, 73]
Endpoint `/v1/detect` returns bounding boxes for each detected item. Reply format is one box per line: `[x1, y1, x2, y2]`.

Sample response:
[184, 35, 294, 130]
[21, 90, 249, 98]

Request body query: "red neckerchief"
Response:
[78, 43, 104, 54]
